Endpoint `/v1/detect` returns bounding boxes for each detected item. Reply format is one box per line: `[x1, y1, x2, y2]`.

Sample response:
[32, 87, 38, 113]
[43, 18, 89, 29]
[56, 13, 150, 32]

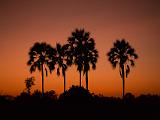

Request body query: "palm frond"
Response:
[126, 65, 130, 78]
[30, 64, 36, 73]
[57, 67, 60, 76]
[130, 59, 135, 66]
[92, 63, 96, 70]
[119, 68, 122, 78]
[45, 67, 48, 77]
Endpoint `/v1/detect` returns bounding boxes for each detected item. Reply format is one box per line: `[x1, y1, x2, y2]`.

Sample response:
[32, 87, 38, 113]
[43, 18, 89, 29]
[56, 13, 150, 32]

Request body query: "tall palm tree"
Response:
[27, 42, 56, 96]
[68, 29, 84, 87]
[55, 43, 70, 93]
[68, 29, 99, 90]
[107, 39, 138, 99]
[83, 38, 99, 90]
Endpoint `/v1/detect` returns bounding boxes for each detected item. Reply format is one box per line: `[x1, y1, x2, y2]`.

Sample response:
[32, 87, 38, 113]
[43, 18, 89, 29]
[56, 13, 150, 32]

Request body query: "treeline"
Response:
[1, 85, 160, 108]
[0, 86, 160, 119]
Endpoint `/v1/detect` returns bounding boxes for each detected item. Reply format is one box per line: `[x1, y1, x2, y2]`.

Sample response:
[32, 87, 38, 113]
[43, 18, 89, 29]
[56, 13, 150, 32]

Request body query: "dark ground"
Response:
[0, 86, 160, 120]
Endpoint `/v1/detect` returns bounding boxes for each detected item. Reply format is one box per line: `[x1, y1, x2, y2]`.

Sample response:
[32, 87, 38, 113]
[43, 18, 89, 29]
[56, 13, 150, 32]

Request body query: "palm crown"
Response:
[27, 42, 56, 74]
[107, 39, 138, 78]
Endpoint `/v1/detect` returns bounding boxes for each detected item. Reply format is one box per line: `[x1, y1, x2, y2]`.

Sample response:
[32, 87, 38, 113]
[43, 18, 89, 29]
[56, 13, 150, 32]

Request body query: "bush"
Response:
[59, 85, 93, 104]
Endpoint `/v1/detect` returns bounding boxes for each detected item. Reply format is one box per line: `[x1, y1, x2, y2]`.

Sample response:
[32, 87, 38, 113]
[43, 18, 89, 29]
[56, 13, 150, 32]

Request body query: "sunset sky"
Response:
[0, 0, 160, 97]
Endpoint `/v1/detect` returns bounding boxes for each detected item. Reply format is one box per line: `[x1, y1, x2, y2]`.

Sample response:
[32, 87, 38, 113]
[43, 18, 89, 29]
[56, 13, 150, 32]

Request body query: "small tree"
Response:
[25, 77, 35, 95]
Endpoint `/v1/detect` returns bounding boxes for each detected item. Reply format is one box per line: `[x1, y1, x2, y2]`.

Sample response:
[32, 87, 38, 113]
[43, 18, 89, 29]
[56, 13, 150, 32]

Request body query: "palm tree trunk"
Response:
[41, 64, 44, 97]
[86, 71, 88, 90]
[63, 71, 66, 93]
[79, 71, 81, 87]
[122, 65, 125, 99]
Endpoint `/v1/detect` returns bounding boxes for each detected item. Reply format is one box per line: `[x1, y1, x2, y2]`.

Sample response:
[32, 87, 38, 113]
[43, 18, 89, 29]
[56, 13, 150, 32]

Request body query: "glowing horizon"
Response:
[0, 0, 160, 97]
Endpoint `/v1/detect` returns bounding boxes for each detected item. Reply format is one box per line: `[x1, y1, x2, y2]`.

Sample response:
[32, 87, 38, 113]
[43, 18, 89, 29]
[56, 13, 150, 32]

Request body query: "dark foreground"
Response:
[1, 102, 159, 120]
[0, 86, 160, 120]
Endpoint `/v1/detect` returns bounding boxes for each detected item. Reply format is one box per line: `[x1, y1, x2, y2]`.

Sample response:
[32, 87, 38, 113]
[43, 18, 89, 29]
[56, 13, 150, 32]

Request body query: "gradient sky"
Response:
[0, 0, 160, 97]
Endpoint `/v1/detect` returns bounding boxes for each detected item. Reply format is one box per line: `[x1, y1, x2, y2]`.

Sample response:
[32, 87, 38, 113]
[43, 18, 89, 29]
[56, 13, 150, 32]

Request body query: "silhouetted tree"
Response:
[25, 77, 35, 95]
[83, 40, 99, 90]
[68, 29, 99, 90]
[68, 29, 84, 87]
[107, 39, 138, 99]
[27, 42, 56, 96]
[55, 43, 70, 93]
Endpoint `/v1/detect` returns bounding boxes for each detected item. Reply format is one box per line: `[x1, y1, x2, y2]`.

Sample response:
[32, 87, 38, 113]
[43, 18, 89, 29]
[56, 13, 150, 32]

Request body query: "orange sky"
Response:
[0, 0, 160, 97]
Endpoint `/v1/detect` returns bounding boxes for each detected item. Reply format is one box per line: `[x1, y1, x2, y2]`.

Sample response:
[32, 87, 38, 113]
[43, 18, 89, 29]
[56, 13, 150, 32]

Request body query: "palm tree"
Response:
[55, 43, 70, 93]
[27, 42, 56, 96]
[107, 39, 138, 99]
[68, 29, 99, 90]
[83, 36, 99, 90]
[68, 29, 84, 87]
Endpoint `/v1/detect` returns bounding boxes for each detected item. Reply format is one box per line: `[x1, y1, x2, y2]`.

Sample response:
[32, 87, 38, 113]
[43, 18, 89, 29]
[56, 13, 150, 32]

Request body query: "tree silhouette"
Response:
[68, 29, 99, 90]
[25, 77, 35, 95]
[107, 39, 138, 99]
[27, 42, 56, 96]
[59, 85, 93, 104]
[83, 39, 98, 90]
[68, 29, 84, 87]
[55, 43, 70, 93]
